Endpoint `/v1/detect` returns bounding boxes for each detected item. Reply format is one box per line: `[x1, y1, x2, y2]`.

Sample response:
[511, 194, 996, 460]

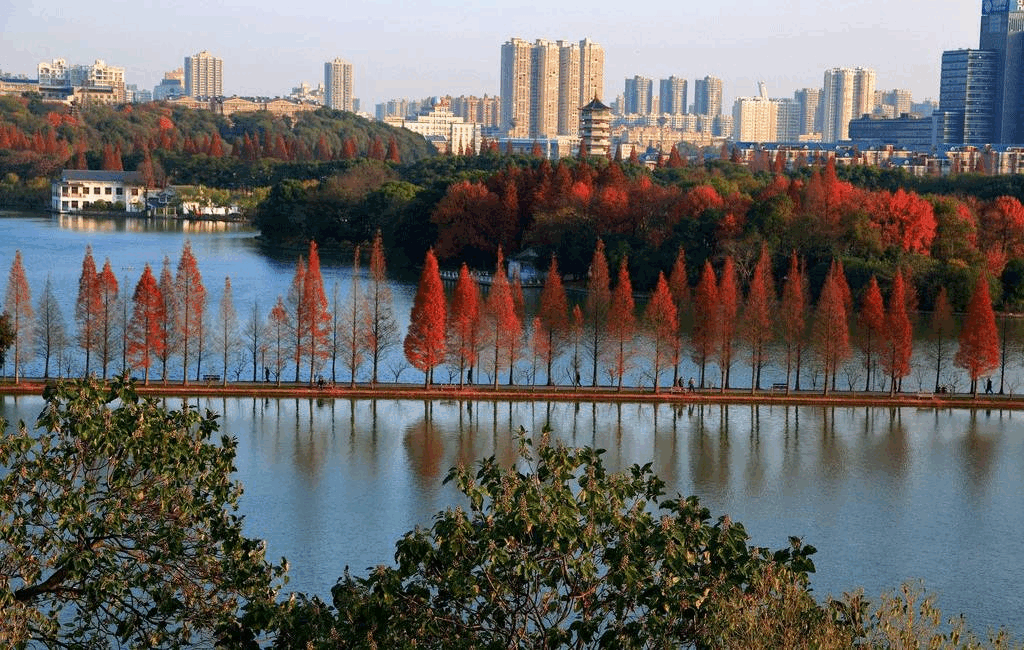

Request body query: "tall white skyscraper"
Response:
[659, 76, 688, 115]
[693, 76, 723, 116]
[501, 37, 604, 138]
[184, 51, 222, 99]
[821, 67, 875, 142]
[324, 58, 354, 112]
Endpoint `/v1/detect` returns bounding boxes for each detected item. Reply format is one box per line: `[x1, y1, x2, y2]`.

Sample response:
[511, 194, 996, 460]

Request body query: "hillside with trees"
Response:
[0, 95, 435, 205]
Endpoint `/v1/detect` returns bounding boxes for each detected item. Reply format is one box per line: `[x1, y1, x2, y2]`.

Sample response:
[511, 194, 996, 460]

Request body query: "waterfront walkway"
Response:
[0, 378, 1020, 410]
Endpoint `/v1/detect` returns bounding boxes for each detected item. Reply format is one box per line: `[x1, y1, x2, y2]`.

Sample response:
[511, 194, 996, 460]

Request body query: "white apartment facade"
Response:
[52, 170, 150, 213]
[385, 102, 481, 154]
[324, 58, 354, 111]
[733, 96, 778, 142]
[184, 51, 223, 99]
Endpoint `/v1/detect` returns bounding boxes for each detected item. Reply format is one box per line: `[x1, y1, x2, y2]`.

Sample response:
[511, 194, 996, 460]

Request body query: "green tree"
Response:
[0, 376, 285, 648]
[281, 431, 819, 649]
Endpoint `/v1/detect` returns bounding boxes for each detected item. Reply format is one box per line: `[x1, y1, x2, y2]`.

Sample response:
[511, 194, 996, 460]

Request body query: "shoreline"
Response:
[0, 379, 1020, 410]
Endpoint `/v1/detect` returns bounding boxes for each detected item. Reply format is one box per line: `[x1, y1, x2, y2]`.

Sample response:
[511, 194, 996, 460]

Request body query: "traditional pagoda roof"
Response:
[581, 97, 610, 112]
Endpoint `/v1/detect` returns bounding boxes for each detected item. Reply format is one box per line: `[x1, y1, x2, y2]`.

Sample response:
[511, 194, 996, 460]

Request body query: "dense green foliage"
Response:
[271, 428, 826, 648]
[0, 376, 286, 648]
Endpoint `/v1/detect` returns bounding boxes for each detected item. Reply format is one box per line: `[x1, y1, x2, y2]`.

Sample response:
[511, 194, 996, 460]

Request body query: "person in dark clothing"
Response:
[986, 377, 993, 394]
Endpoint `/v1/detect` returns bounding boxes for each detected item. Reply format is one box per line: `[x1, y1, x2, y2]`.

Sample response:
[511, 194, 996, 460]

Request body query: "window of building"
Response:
[131, 188, 139, 196]
[116, 187, 123, 195]
[71, 186, 79, 195]
[105, 187, 112, 195]
[62, 201, 69, 210]
[93, 187, 100, 195]
[71, 201, 78, 209]
[62, 186, 68, 195]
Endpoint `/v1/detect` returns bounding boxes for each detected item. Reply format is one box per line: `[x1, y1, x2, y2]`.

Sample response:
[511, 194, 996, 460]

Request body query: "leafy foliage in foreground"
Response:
[274, 429, 822, 648]
[0, 376, 285, 648]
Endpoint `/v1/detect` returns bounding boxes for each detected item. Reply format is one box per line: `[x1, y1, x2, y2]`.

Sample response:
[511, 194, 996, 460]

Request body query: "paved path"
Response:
[0, 379, 1019, 410]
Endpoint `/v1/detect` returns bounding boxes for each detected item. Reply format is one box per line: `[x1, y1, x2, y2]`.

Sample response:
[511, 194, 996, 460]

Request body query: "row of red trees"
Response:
[429, 156, 1024, 288]
[400, 239, 1001, 396]
[0, 238, 1004, 395]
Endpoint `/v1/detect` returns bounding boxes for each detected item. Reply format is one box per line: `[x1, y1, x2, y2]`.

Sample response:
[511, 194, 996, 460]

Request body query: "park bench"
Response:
[202, 374, 221, 383]
[771, 383, 788, 392]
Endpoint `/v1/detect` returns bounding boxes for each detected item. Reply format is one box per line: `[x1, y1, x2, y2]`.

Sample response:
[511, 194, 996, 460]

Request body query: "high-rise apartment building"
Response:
[821, 67, 875, 142]
[500, 37, 603, 138]
[324, 58, 354, 112]
[794, 87, 821, 136]
[733, 96, 778, 142]
[693, 76, 723, 116]
[979, 0, 1024, 142]
[558, 42, 581, 135]
[531, 40, 561, 138]
[624, 76, 653, 115]
[940, 49, 998, 145]
[774, 98, 802, 141]
[659, 76, 687, 115]
[578, 38, 604, 107]
[874, 89, 913, 117]
[184, 51, 222, 99]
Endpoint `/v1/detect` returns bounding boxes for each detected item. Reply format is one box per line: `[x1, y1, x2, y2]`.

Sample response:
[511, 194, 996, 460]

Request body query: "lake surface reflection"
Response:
[1, 395, 1021, 637]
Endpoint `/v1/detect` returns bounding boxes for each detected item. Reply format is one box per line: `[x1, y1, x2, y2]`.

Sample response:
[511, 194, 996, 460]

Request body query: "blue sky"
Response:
[1, 0, 979, 108]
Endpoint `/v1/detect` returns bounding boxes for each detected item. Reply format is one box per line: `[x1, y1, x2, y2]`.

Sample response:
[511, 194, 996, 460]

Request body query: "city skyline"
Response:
[2, 0, 977, 108]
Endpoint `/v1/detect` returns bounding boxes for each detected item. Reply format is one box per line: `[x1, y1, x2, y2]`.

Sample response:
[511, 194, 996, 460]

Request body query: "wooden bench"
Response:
[771, 383, 788, 392]
[916, 391, 934, 399]
[202, 374, 221, 383]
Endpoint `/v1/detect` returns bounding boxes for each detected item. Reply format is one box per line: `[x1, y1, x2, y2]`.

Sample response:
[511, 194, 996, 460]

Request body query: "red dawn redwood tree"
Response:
[96, 259, 119, 379]
[667, 246, 690, 387]
[157, 256, 176, 382]
[447, 263, 481, 387]
[645, 271, 678, 393]
[404, 249, 447, 388]
[75, 246, 101, 376]
[926, 287, 956, 392]
[585, 239, 611, 386]
[956, 274, 1000, 396]
[484, 247, 521, 386]
[881, 270, 913, 395]
[175, 241, 206, 385]
[741, 246, 775, 393]
[537, 255, 569, 385]
[812, 262, 851, 395]
[4, 251, 33, 383]
[303, 241, 331, 384]
[779, 253, 807, 392]
[364, 230, 398, 386]
[691, 261, 719, 388]
[857, 276, 886, 392]
[127, 264, 165, 385]
[716, 256, 739, 392]
[607, 258, 637, 391]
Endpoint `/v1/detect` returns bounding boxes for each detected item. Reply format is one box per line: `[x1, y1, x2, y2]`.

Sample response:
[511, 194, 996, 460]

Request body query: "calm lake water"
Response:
[1, 211, 1023, 637]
